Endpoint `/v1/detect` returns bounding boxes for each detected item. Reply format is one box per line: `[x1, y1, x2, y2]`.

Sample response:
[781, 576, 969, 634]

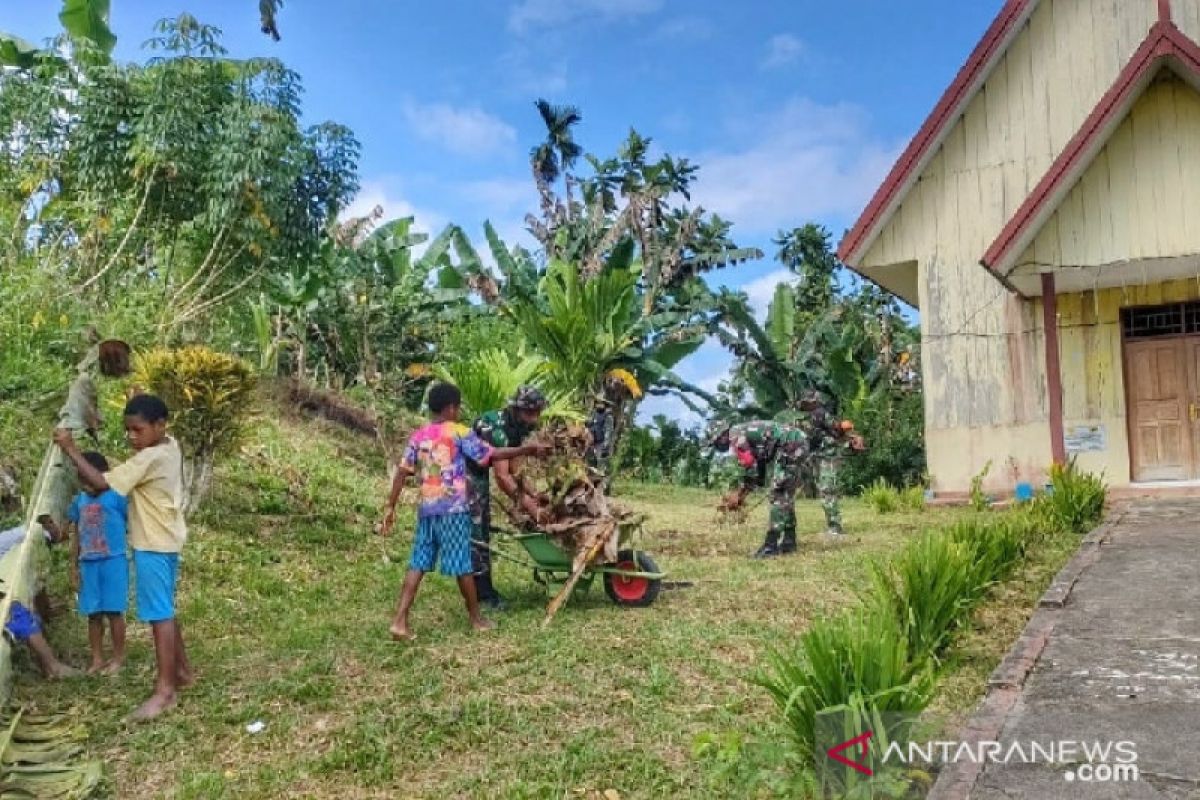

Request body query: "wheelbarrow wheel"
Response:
[603, 549, 662, 608]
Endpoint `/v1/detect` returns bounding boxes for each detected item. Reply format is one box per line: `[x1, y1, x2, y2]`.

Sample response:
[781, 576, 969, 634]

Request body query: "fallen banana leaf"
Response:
[0, 706, 100, 799]
[2, 744, 83, 765]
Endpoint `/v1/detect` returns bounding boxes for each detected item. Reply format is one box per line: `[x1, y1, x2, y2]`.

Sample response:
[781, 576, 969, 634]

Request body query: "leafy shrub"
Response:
[969, 460, 993, 511]
[869, 532, 976, 659]
[134, 346, 256, 514]
[947, 517, 1029, 601]
[757, 606, 936, 758]
[900, 484, 927, 512]
[837, 387, 927, 493]
[1034, 458, 1106, 534]
[433, 349, 579, 422]
[873, 516, 1034, 662]
[863, 479, 901, 514]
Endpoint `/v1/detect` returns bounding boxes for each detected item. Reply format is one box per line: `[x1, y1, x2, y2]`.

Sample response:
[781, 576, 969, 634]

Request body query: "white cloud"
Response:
[341, 180, 449, 249]
[459, 178, 535, 216]
[742, 269, 796, 320]
[691, 97, 900, 237]
[761, 33, 805, 69]
[497, 48, 570, 96]
[508, 0, 663, 33]
[401, 101, 517, 158]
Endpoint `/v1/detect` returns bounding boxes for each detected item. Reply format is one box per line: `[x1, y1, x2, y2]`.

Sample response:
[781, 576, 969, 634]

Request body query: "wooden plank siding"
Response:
[852, 0, 1175, 492]
[1013, 75, 1200, 270]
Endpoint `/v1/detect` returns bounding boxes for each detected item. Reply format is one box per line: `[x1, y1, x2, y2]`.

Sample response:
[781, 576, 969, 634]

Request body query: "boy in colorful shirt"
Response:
[55, 394, 192, 721]
[65, 451, 129, 675]
[379, 383, 548, 640]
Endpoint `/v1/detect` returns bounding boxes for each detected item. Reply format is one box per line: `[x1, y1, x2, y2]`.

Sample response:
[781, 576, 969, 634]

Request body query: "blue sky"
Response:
[3, 1, 1002, 424]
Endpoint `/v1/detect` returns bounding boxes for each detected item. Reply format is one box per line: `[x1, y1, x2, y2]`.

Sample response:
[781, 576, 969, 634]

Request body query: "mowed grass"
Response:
[12, 413, 1079, 799]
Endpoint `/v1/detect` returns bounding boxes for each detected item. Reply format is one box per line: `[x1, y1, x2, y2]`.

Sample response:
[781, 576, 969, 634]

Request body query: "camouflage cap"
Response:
[704, 419, 733, 448]
[510, 385, 548, 412]
[798, 389, 829, 408]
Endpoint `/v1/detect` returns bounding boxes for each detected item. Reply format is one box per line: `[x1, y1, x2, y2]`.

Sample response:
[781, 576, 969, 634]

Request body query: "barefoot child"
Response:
[64, 451, 129, 674]
[379, 382, 548, 639]
[0, 522, 80, 679]
[54, 394, 192, 721]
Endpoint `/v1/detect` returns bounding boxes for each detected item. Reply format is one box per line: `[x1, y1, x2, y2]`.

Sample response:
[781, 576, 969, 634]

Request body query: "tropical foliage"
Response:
[433, 350, 578, 423]
[133, 346, 256, 514]
[707, 225, 924, 492]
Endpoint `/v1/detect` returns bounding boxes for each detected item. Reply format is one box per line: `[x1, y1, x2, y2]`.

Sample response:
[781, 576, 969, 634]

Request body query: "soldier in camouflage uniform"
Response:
[709, 420, 810, 558]
[585, 396, 616, 491]
[467, 386, 550, 609]
[796, 390, 865, 537]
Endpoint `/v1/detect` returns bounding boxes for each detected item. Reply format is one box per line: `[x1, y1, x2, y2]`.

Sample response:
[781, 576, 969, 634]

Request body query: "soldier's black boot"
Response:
[474, 571, 506, 611]
[778, 534, 798, 555]
[752, 536, 781, 559]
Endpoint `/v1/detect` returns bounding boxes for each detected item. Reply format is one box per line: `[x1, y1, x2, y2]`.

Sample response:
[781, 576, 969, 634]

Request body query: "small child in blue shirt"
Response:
[65, 451, 129, 674]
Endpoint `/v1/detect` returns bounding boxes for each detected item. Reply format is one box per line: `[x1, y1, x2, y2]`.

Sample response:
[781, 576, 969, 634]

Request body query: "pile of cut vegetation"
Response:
[504, 423, 643, 622]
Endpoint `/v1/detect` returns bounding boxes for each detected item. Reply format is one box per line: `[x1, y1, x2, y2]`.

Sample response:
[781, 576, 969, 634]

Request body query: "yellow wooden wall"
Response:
[1016, 75, 1200, 272]
[853, 0, 1193, 491]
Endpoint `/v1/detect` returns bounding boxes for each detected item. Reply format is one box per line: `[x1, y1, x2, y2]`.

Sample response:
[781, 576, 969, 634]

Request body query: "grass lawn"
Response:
[12, 413, 1080, 799]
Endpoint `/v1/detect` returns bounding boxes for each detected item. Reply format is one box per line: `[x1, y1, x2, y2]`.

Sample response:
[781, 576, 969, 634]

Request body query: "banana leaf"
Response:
[0, 34, 41, 69]
[58, 0, 116, 55]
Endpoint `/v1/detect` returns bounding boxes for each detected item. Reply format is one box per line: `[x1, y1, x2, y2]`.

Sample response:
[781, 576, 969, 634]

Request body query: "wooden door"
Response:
[1187, 339, 1200, 479]
[1126, 338, 1191, 481]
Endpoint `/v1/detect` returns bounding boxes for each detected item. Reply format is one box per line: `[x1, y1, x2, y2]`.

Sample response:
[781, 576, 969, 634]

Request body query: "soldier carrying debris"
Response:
[467, 386, 551, 610]
[707, 419, 810, 558]
[796, 389, 865, 537]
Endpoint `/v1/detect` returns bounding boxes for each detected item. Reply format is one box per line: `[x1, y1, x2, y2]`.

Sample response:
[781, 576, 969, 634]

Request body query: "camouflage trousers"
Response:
[765, 462, 800, 548]
[818, 457, 843, 534]
[467, 484, 499, 600]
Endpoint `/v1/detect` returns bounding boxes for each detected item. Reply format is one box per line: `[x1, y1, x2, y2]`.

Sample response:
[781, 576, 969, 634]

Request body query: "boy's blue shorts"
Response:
[5, 602, 41, 642]
[409, 513, 474, 576]
[133, 550, 179, 623]
[78, 555, 129, 616]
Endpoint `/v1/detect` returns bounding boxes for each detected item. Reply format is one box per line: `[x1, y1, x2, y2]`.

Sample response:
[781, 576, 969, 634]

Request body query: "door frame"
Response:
[1121, 302, 1200, 482]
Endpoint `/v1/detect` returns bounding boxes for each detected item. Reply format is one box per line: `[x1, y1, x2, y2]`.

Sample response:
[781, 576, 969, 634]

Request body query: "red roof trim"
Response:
[981, 21, 1200, 277]
[1160, 0, 1173, 24]
[837, 0, 1037, 266]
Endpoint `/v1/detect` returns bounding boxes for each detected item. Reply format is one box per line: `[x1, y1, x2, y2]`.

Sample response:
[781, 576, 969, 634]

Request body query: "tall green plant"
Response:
[869, 533, 976, 659]
[757, 606, 935, 759]
[1035, 459, 1106, 533]
[433, 350, 578, 422]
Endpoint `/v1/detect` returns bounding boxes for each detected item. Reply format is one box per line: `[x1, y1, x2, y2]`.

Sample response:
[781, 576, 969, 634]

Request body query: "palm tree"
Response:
[530, 99, 583, 212]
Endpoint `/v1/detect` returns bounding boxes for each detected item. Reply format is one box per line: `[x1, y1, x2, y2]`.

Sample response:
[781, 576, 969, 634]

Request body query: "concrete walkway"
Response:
[930, 501, 1200, 799]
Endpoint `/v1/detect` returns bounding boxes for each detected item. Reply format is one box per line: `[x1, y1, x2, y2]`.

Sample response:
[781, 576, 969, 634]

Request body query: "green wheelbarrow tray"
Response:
[488, 517, 667, 608]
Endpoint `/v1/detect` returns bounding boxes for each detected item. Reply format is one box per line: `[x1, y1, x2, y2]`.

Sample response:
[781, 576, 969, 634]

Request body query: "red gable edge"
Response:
[980, 19, 1200, 280]
[836, 0, 1036, 267]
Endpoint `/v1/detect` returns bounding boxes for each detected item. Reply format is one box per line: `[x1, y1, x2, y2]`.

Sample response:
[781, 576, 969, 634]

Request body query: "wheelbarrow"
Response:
[484, 523, 666, 608]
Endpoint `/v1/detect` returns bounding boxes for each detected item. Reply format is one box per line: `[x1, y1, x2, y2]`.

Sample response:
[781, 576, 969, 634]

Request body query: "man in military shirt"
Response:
[709, 420, 810, 558]
[467, 386, 550, 609]
[796, 390, 865, 537]
[585, 396, 615, 490]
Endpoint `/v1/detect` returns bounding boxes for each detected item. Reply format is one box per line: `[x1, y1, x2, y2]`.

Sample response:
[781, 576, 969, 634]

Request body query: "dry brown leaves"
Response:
[498, 423, 642, 624]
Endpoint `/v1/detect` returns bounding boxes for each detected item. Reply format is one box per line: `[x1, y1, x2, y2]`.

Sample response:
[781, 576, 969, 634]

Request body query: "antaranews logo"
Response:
[814, 711, 1139, 795]
[825, 730, 874, 777]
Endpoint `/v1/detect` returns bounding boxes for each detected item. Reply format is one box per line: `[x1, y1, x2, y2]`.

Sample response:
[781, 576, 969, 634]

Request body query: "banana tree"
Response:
[707, 284, 873, 422]
[1, 0, 115, 66]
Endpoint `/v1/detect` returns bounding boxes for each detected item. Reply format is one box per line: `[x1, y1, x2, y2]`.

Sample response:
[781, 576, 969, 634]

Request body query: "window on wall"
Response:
[1122, 304, 1193, 339]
